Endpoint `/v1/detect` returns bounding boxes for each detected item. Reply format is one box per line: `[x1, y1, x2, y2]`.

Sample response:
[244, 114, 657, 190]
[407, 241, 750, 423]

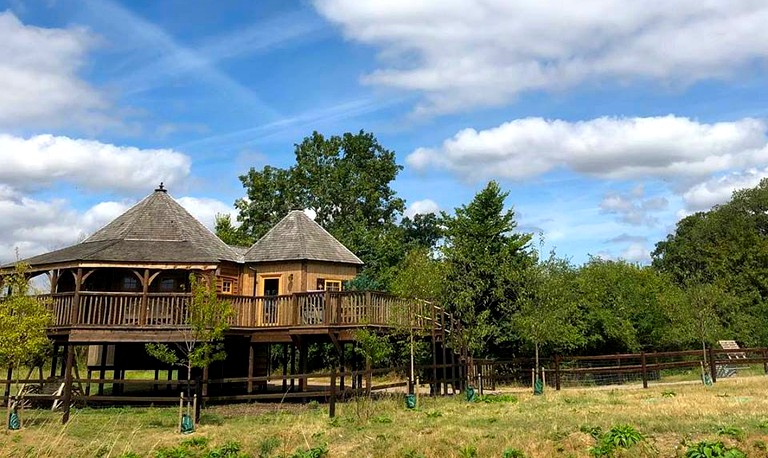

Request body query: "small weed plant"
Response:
[685, 440, 746, 458]
[717, 426, 744, 441]
[590, 424, 644, 457]
[501, 447, 526, 458]
[458, 444, 478, 458]
[289, 443, 329, 458]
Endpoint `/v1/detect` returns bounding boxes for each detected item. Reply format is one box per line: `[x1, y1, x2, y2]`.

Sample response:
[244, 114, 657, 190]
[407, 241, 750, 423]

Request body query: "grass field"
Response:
[1, 376, 768, 457]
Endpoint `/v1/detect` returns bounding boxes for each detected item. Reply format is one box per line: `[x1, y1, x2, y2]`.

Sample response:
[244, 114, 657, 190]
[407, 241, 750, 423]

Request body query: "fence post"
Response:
[641, 351, 648, 389]
[763, 348, 768, 374]
[329, 368, 337, 418]
[708, 346, 717, 384]
[554, 355, 561, 391]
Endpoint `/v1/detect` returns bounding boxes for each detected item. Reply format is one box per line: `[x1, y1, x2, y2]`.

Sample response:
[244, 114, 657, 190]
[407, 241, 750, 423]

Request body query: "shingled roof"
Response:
[13, 186, 241, 268]
[244, 211, 363, 265]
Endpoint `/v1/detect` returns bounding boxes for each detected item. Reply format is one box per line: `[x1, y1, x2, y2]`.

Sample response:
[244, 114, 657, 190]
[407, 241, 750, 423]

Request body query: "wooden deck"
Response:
[37, 291, 453, 341]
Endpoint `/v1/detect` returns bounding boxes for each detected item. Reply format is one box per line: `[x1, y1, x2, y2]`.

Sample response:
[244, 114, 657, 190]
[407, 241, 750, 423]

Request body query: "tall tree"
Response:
[442, 181, 533, 358]
[227, 131, 406, 283]
[511, 253, 582, 382]
[653, 178, 768, 346]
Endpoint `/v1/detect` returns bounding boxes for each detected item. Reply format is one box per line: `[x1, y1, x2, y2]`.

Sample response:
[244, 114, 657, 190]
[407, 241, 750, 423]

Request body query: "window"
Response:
[317, 279, 342, 291]
[122, 276, 138, 291]
[325, 280, 342, 292]
[221, 280, 232, 294]
[159, 278, 175, 292]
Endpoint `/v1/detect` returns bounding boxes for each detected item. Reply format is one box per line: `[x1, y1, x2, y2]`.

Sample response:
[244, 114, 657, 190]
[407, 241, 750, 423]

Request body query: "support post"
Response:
[247, 344, 254, 394]
[50, 344, 59, 379]
[140, 269, 150, 325]
[298, 339, 308, 392]
[282, 344, 288, 392]
[71, 268, 83, 324]
[290, 343, 296, 391]
[202, 366, 209, 398]
[641, 351, 648, 389]
[709, 346, 717, 384]
[98, 344, 108, 396]
[61, 344, 74, 424]
[554, 355, 561, 391]
[329, 368, 337, 418]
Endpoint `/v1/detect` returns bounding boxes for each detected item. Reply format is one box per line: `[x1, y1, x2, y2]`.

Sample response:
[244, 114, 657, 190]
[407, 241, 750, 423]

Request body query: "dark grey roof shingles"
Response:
[10, 190, 241, 267]
[244, 211, 363, 265]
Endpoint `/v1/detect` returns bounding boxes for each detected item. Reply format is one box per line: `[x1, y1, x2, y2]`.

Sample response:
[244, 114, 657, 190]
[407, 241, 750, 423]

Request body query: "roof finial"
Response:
[155, 182, 167, 192]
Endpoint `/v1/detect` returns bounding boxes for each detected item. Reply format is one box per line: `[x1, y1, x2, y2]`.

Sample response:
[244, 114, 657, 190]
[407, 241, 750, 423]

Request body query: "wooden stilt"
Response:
[290, 343, 296, 391]
[298, 340, 308, 392]
[50, 344, 59, 379]
[282, 344, 288, 391]
[247, 344, 254, 394]
[61, 344, 74, 424]
[98, 344, 108, 395]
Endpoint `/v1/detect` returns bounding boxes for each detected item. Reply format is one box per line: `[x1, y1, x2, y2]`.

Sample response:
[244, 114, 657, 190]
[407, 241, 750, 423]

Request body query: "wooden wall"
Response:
[238, 261, 360, 296]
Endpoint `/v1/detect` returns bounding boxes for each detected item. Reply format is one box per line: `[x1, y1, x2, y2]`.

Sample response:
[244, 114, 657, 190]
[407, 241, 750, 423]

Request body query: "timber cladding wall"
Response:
[239, 261, 360, 296]
[306, 262, 358, 292]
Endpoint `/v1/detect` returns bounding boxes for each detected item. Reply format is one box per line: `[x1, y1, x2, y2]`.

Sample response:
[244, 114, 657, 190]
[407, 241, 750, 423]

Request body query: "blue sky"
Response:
[2, 0, 768, 264]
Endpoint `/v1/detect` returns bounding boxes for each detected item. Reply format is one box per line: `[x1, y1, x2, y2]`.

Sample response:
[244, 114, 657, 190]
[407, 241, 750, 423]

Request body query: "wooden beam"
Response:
[71, 268, 83, 324]
[61, 344, 74, 424]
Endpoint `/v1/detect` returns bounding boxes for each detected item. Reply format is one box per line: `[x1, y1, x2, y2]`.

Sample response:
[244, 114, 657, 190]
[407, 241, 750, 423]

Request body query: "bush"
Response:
[685, 440, 745, 458]
[590, 424, 644, 457]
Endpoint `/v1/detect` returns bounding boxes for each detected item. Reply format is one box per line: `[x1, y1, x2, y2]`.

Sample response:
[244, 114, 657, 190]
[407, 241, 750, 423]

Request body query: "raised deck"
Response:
[38, 291, 453, 342]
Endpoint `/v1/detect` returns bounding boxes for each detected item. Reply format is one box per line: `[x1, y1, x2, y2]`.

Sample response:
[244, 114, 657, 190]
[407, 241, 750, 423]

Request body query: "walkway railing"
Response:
[36, 291, 452, 332]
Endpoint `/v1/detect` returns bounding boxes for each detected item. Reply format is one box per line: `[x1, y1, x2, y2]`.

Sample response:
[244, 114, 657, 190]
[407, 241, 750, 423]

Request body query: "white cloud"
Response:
[404, 199, 440, 218]
[315, 1, 768, 115]
[0, 188, 233, 263]
[600, 185, 668, 226]
[0, 134, 191, 194]
[620, 242, 651, 264]
[682, 168, 768, 212]
[0, 186, 130, 262]
[0, 11, 108, 129]
[176, 197, 237, 231]
[407, 116, 768, 183]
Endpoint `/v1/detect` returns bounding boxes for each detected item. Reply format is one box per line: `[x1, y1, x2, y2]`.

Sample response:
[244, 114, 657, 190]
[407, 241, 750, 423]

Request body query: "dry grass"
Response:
[1, 376, 767, 457]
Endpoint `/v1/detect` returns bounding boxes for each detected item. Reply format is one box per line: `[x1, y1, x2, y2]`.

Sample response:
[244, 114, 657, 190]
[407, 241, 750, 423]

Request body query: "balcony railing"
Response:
[35, 291, 452, 332]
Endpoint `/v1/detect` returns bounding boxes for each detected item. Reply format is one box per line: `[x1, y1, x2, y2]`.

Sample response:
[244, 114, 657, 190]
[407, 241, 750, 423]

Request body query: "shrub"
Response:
[590, 424, 644, 457]
[685, 440, 746, 458]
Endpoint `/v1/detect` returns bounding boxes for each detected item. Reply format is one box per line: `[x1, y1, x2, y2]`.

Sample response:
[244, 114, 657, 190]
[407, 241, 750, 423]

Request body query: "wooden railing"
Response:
[36, 291, 453, 332]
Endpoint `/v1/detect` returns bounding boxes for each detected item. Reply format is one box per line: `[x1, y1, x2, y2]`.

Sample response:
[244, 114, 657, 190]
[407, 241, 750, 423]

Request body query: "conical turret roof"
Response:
[14, 186, 241, 267]
[244, 210, 363, 265]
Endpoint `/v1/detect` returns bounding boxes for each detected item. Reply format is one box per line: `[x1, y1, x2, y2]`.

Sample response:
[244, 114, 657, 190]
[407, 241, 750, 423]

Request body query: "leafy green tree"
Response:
[0, 263, 52, 371]
[233, 165, 296, 241]
[213, 214, 253, 247]
[145, 274, 233, 394]
[511, 253, 582, 380]
[390, 248, 445, 302]
[228, 130, 406, 284]
[442, 181, 533, 358]
[400, 213, 443, 251]
[661, 281, 735, 368]
[653, 178, 768, 346]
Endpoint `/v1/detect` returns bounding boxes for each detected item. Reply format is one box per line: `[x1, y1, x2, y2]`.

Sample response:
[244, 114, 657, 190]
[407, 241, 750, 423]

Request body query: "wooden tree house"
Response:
[0, 185, 457, 418]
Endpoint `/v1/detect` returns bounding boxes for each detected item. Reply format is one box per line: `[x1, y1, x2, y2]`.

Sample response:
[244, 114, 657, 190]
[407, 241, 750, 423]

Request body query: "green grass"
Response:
[1, 377, 768, 457]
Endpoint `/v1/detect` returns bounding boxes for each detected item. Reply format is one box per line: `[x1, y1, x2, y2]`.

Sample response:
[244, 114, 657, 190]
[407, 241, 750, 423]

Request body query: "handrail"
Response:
[37, 290, 450, 332]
